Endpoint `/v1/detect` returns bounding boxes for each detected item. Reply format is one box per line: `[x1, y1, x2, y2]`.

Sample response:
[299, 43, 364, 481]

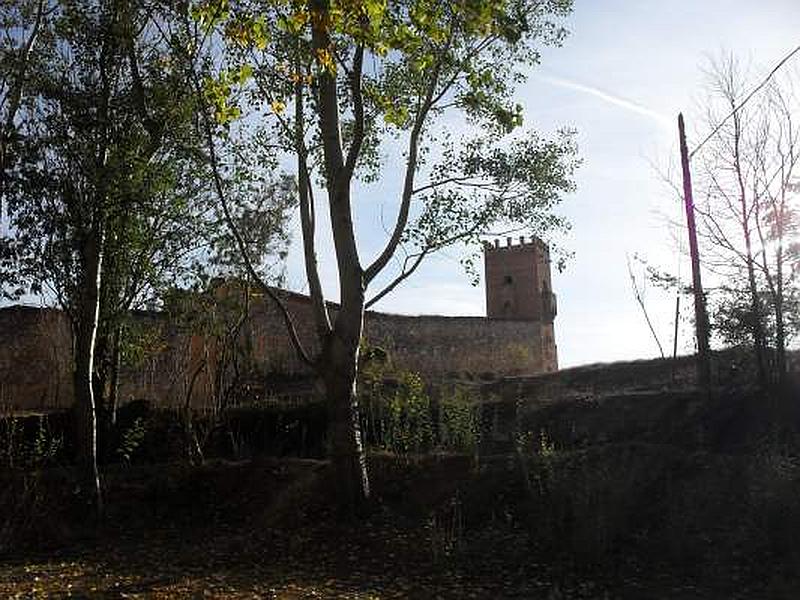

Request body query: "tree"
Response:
[749, 84, 800, 383]
[2, 0, 298, 513]
[693, 55, 800, 385]
[0, 0, 48, 221]
[190, 0, 579, 506]
[3, 0, 211, 511]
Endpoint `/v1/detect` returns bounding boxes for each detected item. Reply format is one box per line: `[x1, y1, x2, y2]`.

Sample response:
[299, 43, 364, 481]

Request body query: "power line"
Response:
[689, 44, 800, 159]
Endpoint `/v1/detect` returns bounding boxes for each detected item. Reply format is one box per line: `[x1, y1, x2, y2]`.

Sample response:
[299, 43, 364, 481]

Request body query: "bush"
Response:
[517, 439, 690, 565]
[0, 413, 64, 471]
[361, 371, 478, 455]
[439, 388, 480, 453]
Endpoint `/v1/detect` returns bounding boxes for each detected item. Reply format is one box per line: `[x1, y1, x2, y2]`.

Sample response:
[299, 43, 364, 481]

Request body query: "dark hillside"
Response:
[1, 356, 799, 598]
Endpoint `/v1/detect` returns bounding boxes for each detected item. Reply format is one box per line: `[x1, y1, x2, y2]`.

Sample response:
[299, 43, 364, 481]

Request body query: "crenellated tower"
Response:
[484, 236, 558, 371]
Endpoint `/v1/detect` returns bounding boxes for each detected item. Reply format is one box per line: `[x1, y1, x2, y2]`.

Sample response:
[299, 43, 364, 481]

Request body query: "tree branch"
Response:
[364, 22, 458, 283]
[295, 53, 331, 337]
[365, 248, 428, 309]
[126, 28, 163, 160]
[343, 43, 364, 179]
[190, 60, 314, 368]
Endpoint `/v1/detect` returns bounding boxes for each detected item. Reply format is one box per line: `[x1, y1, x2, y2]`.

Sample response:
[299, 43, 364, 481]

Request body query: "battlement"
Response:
[483, 236, 550, 255]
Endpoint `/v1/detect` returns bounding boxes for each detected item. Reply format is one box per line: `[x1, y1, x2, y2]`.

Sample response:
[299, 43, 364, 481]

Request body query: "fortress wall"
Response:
[1, 287, 557, 410]
[243, 290, 322, 375]
[116, 312, 198, 409]
[243, 290, 556, 377]
[0, 306, 73, 411]
[364, 312, 551, 376]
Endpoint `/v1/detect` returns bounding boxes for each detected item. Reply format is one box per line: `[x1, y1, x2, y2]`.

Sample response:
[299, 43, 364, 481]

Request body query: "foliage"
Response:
[119, 318, 168, 371]
[235, 0, 571, 247]
[361, 368, 478, 455]
[185, 0, 581, 303]
[1, 1, 296, 436]
[379, 372, 434, 454]
[3, 1, 196, 299]
[0, 414, 63, 471]
[438, 387, 480, 453]
[709, 281, 799, 350]
[184, 0, 579, 504]
[116, 417, 147, 465]
[28, 416, 63, 468]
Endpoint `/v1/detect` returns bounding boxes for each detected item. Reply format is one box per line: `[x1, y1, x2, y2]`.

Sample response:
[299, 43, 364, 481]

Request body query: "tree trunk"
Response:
[73, 226, 104, 515]
[109, 322, 122, 425]
[774, 261, 786, 386]
[775, 302, 786, 385]
[308, 0, 370, 509]
[744, 256, 768, 386]
[321, 307, 370, 509]
[730, 106, 768, 388]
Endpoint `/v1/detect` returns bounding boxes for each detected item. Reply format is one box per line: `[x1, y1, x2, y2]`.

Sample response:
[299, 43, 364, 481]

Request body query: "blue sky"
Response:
[4, 2, 798, 369]
[281, 0, 800, 368]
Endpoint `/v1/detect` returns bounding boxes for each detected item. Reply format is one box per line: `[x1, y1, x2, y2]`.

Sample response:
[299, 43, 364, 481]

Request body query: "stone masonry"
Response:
[0, 237, 558, 410]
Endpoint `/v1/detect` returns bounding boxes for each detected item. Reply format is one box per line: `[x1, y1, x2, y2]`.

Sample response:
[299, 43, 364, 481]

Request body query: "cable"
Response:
[689, 44, 800, 159]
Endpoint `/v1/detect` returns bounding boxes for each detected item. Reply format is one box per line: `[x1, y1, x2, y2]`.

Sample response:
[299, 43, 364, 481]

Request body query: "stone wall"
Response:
[365, 311, 552, 376]
[227, 287, 556, 378]
[0, 285, 557, 410]
[0, 306, 73, 411]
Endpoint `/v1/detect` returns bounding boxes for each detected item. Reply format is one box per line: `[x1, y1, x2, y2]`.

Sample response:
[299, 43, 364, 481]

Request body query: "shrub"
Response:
[361, 372, 478, 455]
[517, 439, 687, 565]
[116, 417, 148, 464]
[438, 388, 479, 453]
[0, 414, 63, 471]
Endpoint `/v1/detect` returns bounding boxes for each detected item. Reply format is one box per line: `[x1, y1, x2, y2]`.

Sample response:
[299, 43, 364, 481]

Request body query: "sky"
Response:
[276, 0, 800, 369]
[4, 1, 799, 369]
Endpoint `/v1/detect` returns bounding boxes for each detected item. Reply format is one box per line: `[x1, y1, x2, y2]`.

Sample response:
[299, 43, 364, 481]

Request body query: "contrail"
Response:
[540, 74, 672, 129]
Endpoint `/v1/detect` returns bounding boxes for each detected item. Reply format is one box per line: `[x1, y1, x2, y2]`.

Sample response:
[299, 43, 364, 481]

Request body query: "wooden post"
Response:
[671, 292, 680, 384]
[678, 113, 711, 387]
[672, 293, 681, 361]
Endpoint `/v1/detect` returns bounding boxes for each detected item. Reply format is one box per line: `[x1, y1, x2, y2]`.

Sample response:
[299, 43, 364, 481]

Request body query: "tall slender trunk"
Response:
[109, 322, 122, 425]
[732, 109, 768, 387]
[321, 302, 370, 509]
[743, 240, 768, 386]
[774, 248, 786, 385]
[74, 224, 104, 514]
[308, 0, 370, 508]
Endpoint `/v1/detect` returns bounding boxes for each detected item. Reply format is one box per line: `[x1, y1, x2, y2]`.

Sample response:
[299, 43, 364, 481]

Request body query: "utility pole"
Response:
[678, 113, 711, 387]
[670, 293, 680, 384]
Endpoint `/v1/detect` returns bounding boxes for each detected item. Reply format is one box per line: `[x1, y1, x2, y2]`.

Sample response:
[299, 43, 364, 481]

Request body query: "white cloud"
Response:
[539, 74, 673, 130]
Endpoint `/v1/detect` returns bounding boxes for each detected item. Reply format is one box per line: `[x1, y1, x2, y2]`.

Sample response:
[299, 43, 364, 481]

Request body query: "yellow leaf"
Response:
[315, 47, 336, 73]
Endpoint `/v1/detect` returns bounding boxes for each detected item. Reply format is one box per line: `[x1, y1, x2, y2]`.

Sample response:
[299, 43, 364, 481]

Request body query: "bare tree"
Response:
[694, 55, 800, 385]
[626, 254, 665, 359]
[751, 80, 800, 383]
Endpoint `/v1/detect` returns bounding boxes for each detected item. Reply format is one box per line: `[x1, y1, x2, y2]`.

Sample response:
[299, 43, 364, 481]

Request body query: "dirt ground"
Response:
[1, 453, 792, 599]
